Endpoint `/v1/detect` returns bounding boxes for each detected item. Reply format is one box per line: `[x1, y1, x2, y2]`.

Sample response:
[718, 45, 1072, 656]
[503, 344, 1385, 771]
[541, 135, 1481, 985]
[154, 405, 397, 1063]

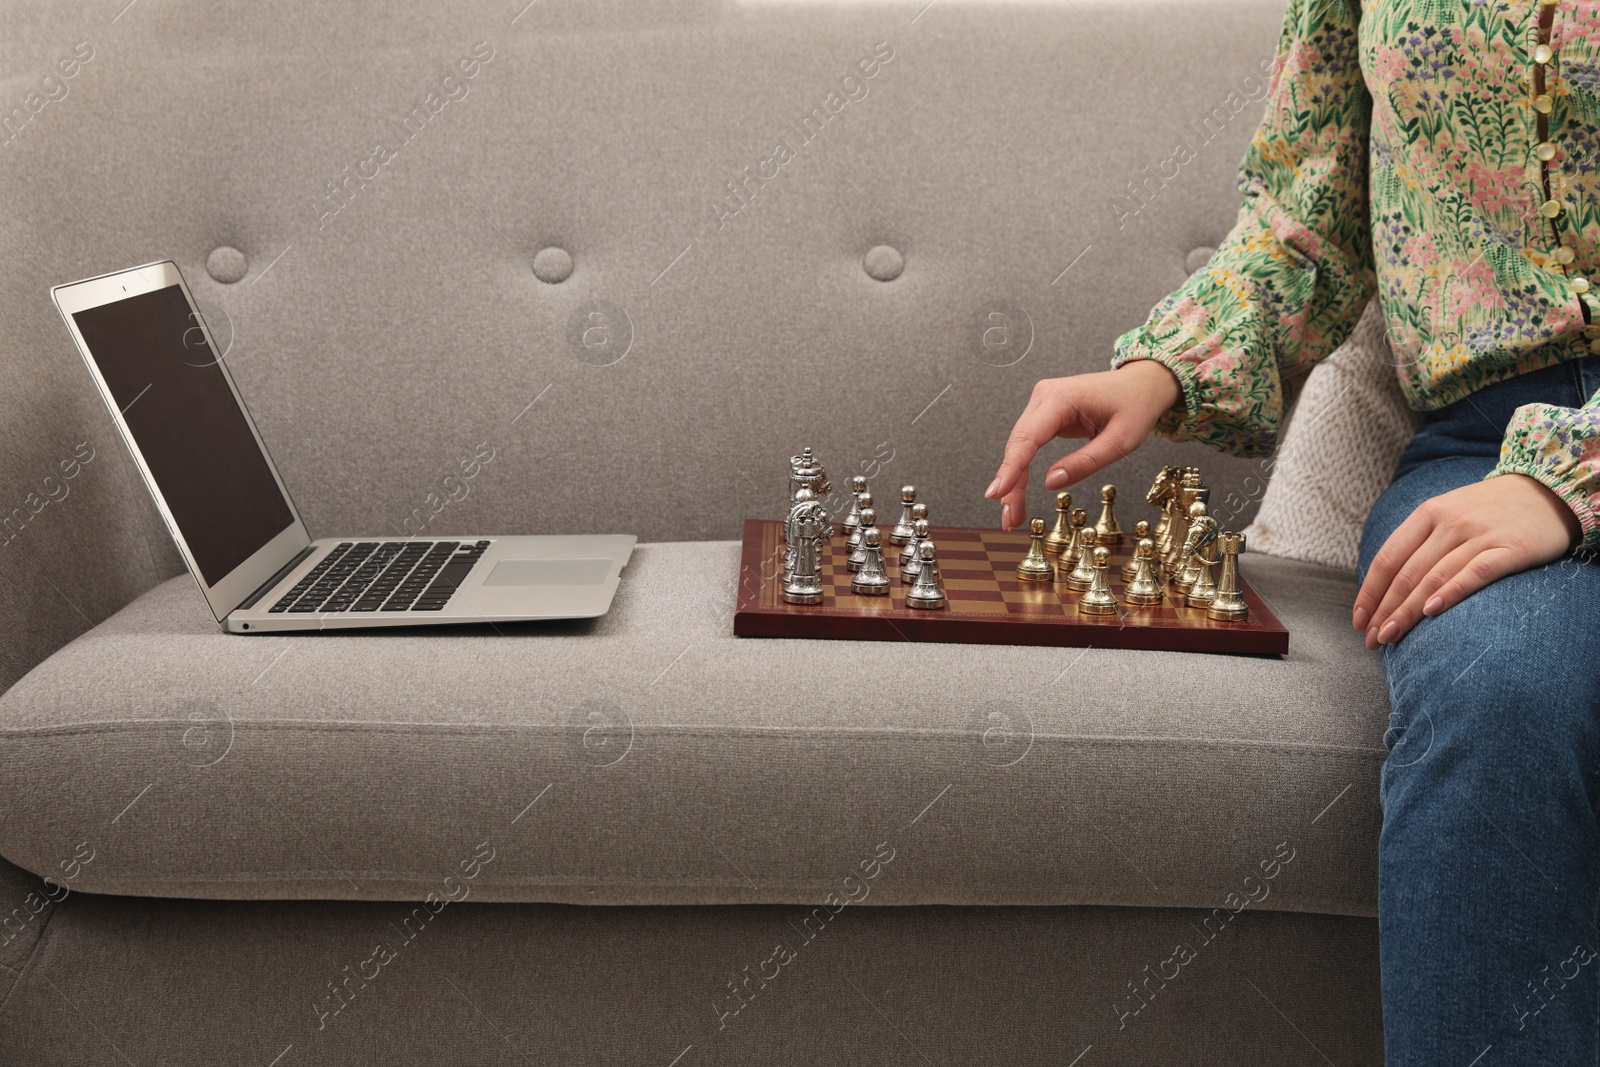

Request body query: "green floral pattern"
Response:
[1112, 0, 1600, 549]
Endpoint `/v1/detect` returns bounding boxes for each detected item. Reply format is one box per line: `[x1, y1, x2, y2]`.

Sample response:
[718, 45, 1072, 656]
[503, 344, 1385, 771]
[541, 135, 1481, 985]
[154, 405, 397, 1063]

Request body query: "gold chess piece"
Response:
[1044, 491, 1074, 555]
[1093, 484, 1124, 545]
[1121, 537, 1165, 606]
[1121, 520, 1151, 581]
[1016, 517, 1056, 582]
[1182, 501, 1221, 607]
[1077, 546, 1118, 615]
[1146, 466, 1177, 555]
[1206, 532, 1250, 621]
[1164, 468, 1205, 578]
[1065, 528, 1098, 590]
[1174, 489, 1214, 592]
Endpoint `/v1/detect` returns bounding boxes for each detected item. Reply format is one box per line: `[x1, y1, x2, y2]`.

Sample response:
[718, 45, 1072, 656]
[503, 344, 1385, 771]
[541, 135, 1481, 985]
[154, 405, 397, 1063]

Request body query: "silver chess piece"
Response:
[905, 540, 947, 609]
[901, 518, 932, 580]
[850, 527, 892, 596]
[845, 490, 873, 552]
[782, 488, 828, 604]
[898, 503, 928, 567]
[848, 507, 878, 572]
[789, 447, 830, 511]
[889, 485, 917, 545]
[841, 476, 868, 538]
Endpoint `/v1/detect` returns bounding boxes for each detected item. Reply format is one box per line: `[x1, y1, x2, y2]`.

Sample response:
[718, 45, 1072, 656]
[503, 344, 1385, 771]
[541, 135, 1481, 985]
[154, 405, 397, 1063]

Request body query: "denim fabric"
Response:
[1357, 356, 1600, 1066]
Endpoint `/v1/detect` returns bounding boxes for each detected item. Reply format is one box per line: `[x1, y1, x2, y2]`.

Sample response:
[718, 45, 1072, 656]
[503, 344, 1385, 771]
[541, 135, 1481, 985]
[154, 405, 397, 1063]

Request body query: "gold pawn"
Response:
[1094, 484, 1124, 545]
[1044, 491, 1074, 555]
[1077, 546, 1118, 615]
[1016, 517, 1056, 583]
[1065, 528, 1098, 590]
[1121, 519, 1151, 581]
[1206, 532, 1250, 621]
[1121, 537, 1164, 606]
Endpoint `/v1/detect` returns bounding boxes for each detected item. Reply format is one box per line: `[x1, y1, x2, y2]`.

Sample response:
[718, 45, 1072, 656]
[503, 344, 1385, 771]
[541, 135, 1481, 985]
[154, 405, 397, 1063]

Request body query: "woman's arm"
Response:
[988, 0, 1376, 524]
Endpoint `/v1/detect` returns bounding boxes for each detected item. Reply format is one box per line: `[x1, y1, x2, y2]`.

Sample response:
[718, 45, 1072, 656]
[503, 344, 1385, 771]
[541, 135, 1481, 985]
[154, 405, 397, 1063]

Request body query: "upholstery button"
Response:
[863, 245, 904, 281]
[1185, 246, 1217, 273]
[1536, 141, 1557, 161]
[1535, 44, 1555, 64]
[532, 247, 573, 284]
[1555, 247, 1576, 264]
[1541, 198, 1567, 218]
[1534, 93, 1554, 113]
[205, 246, 248, 284]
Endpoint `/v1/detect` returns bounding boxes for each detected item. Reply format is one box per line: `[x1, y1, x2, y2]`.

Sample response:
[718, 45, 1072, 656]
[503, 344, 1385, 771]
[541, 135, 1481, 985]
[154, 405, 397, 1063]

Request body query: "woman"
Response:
[987, 0, 1600, 1060]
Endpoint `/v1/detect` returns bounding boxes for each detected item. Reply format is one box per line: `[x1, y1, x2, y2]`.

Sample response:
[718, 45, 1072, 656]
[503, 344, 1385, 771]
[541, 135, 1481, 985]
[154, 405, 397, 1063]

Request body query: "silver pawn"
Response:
[898, 503, 929, 568]
[841, 476, 868, 538]
[850, 527, 892, 596]
[889, 485, 917, 545]
[905, 540, 947, 609]
[901, 518, 932, 580]
[848, 507, 878, 572]
[845, 491, 873, 551]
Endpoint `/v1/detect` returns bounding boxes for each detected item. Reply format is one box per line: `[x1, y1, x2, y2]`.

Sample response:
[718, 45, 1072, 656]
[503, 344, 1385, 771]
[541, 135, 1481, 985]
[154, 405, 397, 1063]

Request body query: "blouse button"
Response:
[1574, 278, 1592, 294]
[1555, 247, 1576, 264]
[1534, 94, 1554, 113]
[1536, 141, 1558, 161]
[1540, 0, 1559, 7]
[1590, 340, 1600, 355]
[1541, 199, 1568, 218]
[1586, 324, 1600, 339]
[1534, 44, 1555, 64]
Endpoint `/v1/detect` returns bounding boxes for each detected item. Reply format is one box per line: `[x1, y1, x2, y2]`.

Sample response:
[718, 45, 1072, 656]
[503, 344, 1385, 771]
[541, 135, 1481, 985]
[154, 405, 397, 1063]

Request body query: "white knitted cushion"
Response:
[1241, 300, 1421, 573]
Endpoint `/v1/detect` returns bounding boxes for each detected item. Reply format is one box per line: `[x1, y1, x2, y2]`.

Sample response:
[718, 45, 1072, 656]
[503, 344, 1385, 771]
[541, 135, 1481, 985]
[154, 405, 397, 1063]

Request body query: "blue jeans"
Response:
[1357, 356, 1600, 1066]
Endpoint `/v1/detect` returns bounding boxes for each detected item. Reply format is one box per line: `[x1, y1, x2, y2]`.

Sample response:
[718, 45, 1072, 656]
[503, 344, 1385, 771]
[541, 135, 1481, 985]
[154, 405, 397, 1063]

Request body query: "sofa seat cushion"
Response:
[0, 540, 1388, 915]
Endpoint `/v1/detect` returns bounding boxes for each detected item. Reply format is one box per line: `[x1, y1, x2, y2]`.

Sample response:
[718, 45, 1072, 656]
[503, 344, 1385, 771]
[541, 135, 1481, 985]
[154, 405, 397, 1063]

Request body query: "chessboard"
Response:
[733, 519, 1289, 655]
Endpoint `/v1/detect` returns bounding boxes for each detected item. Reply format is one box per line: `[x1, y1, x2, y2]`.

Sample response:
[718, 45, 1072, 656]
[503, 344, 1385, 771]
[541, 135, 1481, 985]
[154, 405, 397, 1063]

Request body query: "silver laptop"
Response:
[52, 260, 636, 633]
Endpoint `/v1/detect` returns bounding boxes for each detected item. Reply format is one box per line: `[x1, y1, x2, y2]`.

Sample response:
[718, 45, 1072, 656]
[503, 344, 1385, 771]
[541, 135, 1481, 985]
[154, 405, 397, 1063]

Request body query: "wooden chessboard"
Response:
[733, 519, 1288, 655]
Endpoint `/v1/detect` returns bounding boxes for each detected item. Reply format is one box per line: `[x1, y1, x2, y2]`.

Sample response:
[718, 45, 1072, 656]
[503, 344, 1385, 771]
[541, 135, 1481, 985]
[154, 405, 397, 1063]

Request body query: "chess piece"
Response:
[845, 491, 873, 551]
[782, 489, 828, 604]
[1146, 466, 1177, 550]
[842, 476, 867, 537]
[789, 447, 829, 504]
[1065, 528, 1098, 590]
[1206, 532, 1250, 621]
[848, 507, 878, 572]
[850, 526, 892, 596]
[1174, 488, 1214, 592]
[899, 503, 929, 567]
[1181, 500, 1221, 607]
[1093, 484, 1124, 545]
[1076, 546, 1118, 615]
[1164, 468, 1204, 578]
[905, 540, 947, 609]
[889, 486, 918, 545]
[902, 518, 932, 580]
[1016, 517, 1056, 582]
[1122, 520, 1151, 581]
[1044, 491, 1074, 555]
[1121, 537, 1164, 606]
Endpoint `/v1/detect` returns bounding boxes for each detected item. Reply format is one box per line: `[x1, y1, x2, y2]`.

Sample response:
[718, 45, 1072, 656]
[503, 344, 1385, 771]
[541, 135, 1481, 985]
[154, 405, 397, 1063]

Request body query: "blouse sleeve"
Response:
[1490, 400, 1600, 552]
[1111, 0, 1375, 458]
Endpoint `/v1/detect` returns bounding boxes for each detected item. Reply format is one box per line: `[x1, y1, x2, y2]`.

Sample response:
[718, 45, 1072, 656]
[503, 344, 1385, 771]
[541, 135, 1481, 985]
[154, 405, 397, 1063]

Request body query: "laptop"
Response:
[52, 260, 636, 633]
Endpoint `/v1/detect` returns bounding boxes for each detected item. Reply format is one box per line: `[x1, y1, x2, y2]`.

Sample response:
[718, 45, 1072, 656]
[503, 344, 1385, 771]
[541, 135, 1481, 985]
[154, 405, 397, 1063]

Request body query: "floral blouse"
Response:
[1111, 0, 1600, 549]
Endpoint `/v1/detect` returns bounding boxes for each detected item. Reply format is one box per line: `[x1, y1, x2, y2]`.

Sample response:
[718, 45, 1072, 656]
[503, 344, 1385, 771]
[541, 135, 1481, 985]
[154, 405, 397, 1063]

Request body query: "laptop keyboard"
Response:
[268, 540, 491, 614]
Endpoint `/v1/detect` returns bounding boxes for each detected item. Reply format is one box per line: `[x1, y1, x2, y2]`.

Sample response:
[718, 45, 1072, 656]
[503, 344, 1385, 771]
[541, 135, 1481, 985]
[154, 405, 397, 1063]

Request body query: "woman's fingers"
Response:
[1367, 539, 1478, 649]
[1352, 506, 1438, 632]
[1041, 417, 1142, 493]
[1365, 526, 1463, 644]
[1419, 544, 1525, 621]
[988, 383, 1091, 529]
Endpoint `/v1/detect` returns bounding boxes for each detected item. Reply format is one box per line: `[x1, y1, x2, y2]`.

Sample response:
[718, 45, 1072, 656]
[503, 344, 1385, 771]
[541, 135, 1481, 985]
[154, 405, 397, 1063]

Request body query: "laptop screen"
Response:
[71, 284, 294, 585]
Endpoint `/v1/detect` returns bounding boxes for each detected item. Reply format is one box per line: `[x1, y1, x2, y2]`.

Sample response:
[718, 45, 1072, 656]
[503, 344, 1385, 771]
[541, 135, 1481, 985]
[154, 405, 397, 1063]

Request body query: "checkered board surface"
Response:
[733, 519, 1289, 655]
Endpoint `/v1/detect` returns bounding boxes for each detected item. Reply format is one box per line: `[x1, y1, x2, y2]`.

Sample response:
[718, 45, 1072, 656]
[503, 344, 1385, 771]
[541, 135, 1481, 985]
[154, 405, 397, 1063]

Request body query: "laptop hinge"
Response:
[236, 544, 315, 612]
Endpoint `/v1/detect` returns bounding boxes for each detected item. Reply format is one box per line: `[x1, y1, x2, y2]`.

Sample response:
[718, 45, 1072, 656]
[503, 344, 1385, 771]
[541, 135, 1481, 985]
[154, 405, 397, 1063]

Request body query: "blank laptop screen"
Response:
[72, 284, 294, 585]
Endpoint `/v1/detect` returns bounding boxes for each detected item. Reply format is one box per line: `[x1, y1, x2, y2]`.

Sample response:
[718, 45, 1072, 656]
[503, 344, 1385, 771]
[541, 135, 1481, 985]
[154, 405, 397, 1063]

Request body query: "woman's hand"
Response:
[1353, 474, 1581, 649]
[985, 361, 1182, 530]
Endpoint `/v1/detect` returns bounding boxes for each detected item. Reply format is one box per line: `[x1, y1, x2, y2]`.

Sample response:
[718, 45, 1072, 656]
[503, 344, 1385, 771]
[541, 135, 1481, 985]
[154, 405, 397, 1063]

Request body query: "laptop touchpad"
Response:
[484, 558, 611, 586]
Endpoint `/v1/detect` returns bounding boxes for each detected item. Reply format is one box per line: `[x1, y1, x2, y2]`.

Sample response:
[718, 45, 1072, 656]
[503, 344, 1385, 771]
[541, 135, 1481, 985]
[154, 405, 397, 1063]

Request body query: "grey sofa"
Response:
[0, 0, 1390, 1063]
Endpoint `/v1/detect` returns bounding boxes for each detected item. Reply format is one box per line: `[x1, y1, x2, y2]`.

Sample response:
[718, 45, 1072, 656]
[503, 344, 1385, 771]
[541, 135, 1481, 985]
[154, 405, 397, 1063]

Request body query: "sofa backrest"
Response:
[0, 0, 1288, 689]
